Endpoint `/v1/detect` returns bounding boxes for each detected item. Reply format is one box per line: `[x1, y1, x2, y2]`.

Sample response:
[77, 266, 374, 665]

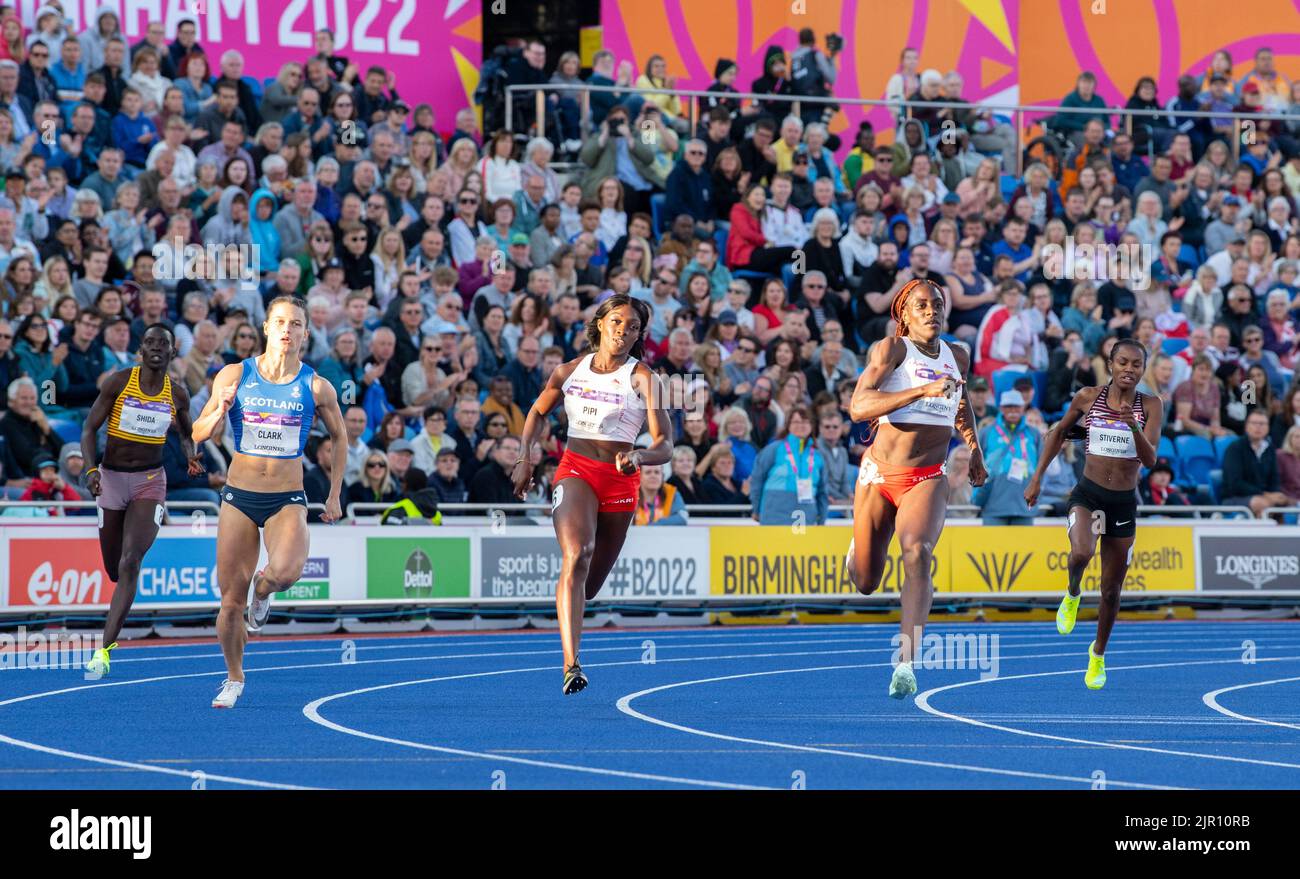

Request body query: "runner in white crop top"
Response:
[845, 278, 987, 698]
[512, 294, 674, 695]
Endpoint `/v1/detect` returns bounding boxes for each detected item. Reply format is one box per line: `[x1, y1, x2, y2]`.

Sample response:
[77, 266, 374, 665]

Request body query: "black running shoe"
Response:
[562, 663, 588, 695]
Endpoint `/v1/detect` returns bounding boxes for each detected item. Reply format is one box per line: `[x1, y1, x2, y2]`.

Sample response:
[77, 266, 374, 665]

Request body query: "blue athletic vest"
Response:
[228, 357, 317, 459]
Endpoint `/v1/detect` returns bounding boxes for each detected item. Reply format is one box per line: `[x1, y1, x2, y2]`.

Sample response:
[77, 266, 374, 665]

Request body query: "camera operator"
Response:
[789, 28, 841, 131]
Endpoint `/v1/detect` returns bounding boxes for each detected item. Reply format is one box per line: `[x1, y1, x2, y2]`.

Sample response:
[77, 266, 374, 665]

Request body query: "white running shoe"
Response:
[246, 570, 270, 633]
[889, 662, 917, 699]
[212, 679, 244, 708]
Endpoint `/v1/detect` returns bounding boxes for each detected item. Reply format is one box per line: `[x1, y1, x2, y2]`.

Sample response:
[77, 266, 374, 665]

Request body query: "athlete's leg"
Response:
[1093, 535, 1134, 654]
[97, 507, 125, 583]
[849, 479, 897, 595]
[1065, 504, 1099, 598]
[101, 500, 163, 645]
[891, 478, 948, 666]
[254, 504, 310, 599]
[552, 478, 599, 668]
[215, 502, 260, 682]
[582, 511, 635, 601]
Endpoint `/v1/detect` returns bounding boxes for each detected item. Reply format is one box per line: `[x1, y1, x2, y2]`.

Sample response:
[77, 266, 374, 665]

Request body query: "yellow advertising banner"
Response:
[943, 526, 1196, 593]
[709, 527, 952, 596]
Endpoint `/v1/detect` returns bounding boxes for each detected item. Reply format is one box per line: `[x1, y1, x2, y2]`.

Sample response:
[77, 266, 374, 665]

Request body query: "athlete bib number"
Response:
[240, 411, 303, 456]
[1088, 425, 1135, 459]
[118, 396, 172, 439]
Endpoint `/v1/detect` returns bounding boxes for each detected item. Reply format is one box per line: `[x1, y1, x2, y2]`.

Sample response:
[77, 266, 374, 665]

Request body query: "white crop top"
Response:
[876, 337, 962, 427]
[562, 354, 645, 444]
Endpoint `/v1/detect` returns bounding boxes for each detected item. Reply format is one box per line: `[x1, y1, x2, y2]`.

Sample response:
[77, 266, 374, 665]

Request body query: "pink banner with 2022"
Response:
[16, 0, 482, 131]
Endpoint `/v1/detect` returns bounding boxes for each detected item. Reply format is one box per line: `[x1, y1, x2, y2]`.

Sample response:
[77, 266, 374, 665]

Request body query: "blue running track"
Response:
[2, 621, 1299, 789]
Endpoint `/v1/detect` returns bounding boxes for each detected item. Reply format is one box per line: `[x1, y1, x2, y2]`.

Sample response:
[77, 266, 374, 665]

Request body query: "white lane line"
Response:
[10, 629, 1294, 671]
[303, 667, 773, 790]
[613, 665, 1181, 790]
[1202, 677, 1300, 732]
[1, 643, 955, 790]
[914, 656, 1300, 773]
[315, 645, 1233, 790]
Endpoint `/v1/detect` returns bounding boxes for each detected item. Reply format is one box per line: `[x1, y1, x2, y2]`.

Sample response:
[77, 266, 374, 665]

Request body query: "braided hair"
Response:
[891, 278, 944, 338]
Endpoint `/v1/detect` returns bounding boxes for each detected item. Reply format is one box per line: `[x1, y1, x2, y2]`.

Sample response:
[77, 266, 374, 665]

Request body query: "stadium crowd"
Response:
[0, 5, 1299, 524]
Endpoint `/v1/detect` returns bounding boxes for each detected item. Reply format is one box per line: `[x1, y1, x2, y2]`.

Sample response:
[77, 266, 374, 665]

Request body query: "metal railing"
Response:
[0, 500, 221, 516]
[505, 82, 1300, 175]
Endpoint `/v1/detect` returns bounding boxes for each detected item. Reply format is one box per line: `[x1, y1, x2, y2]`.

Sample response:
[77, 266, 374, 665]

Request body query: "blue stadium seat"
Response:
[1157, 434, 1177, 467]
[650, 193, 666, 234]
[1175, 435, 1216, 486]
[1177, 243, 1200, 268]
[1214, 434, 1236, 464]
[49, 419, 81, 444]
[1209, 468, 1223, 504]
[1161, 337, 1188, 355]
[732, 269, 771, 284]
[991, 368, 1028, 404]
[999, 173, 1019, 201]
[1030, 370, 1047, 409]
[714, 227, 727, 259]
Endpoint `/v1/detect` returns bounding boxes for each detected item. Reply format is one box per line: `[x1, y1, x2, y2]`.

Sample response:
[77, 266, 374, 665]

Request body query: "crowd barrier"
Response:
[0, 519, 1293, 615]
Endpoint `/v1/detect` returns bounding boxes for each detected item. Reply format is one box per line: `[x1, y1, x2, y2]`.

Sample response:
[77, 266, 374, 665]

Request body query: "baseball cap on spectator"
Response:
[435, 446, 458, 460]
[969, 376, 989, 392]
[509, 232, 529, 247]
[942, 192, 961, 205]
[1013, 376, 1034, 394]
[322, 258, 344, 273]
[391, 100, 411, 113]
[1222, 195, 1241, 207]
[34, 457, 58, 473]
[4, 170, 25, 181]
[1242, 81, 1261, 94]
[998, 390, 1025, 408]
[389, 439, 414, 455]
[430, 319, 462, 335]
[1149, 458, 1176, 479]
[718, 310, 738, 325]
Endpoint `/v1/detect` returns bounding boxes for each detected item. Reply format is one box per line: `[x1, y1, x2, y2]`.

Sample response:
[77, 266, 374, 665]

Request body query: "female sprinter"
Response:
[1024, 339, 1159, 689]
[512, 294, 671, 695]
[847, 279, 987, 698]
[82, 324, 201, 677]
[192, 297, 348, 708]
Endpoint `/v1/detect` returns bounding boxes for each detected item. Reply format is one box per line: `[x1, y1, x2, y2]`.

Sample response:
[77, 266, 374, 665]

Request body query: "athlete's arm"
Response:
[847, 337, 951, 423]
[950, 345, 986, 486]
[1024, 386, 1100, 507]
[311, 375, 347, 524]
[191, 364, 242, 445]
[79, 368, 132, 496]
[169, 382, 203, 475]
[1125, 396, 1162, 469]
[618, 364, 672, 473]
[512, 359, 578, 497]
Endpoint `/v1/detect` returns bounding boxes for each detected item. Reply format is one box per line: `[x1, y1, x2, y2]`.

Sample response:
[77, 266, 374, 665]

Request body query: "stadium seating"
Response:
[1213, 434, 1236, 464]
[49, 420, 82, 445]
[650, 193, 666, 234]
[1175, 435, 1217, 487]
[1161, 337, 1189, 355]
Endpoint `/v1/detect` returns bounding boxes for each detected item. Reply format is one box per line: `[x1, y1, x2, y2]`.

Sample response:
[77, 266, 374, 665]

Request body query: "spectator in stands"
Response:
[1277, 425, 1300, 502]
[1138, 458, 1191, 509]
[1, 375, 62, 472]
[664, 138, 714, 234]
[346, 449, 401, 511]
[975, 390, 1040, 525]
[726, 183, 796, 274]
[468, 433, 521, 509]
[1170, 353, 1231, 438]
[694, 442, 748, 512]
[1222, 410, 1290, 516]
